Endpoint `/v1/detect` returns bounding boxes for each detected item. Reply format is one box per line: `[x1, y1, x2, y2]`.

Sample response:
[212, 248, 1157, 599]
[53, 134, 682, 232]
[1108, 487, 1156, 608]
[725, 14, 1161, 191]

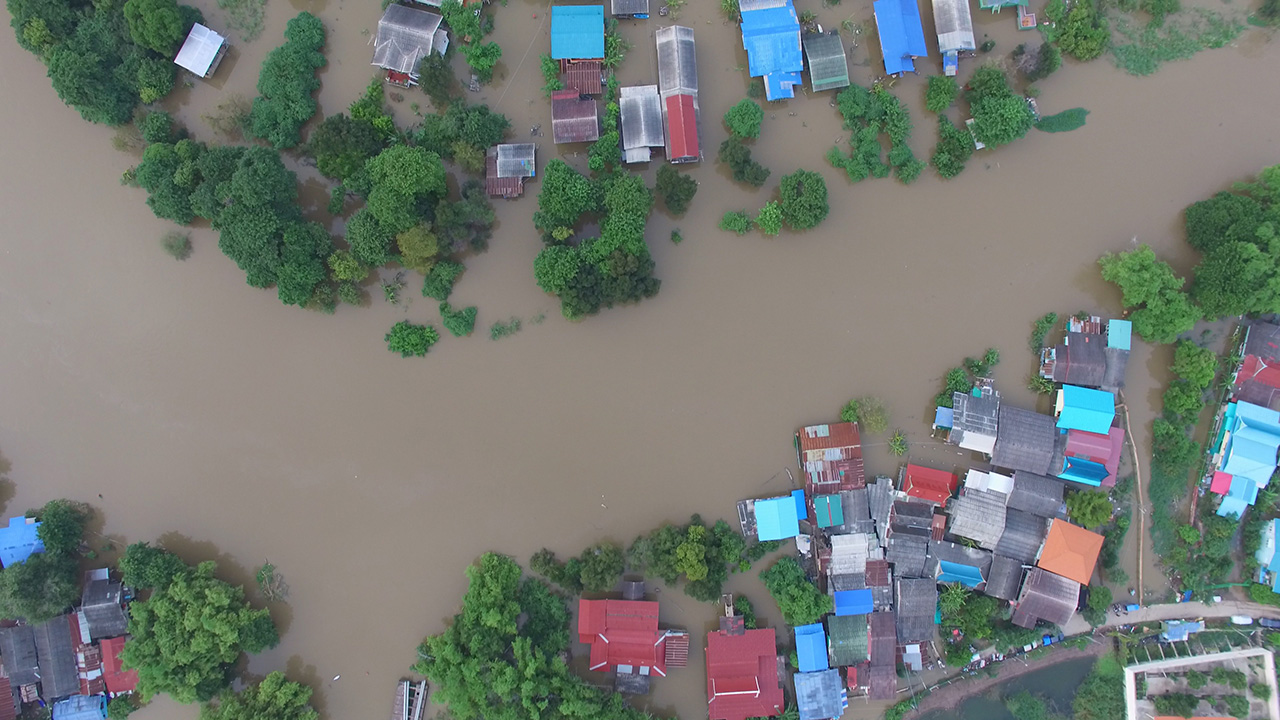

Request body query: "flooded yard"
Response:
[0, 0, 1277, 716]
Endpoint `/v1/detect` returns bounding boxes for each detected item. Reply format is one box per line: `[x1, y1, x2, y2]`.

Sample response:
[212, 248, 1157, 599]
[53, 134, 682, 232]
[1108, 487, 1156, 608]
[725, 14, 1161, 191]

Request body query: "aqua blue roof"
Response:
[937, 560, 985, 587]
[53, 695, 107, 720]
[873, 0, 928, 75]
[1219, 494, 1251, 519]
[795, 623, 829, 672]
[793, 488, 807, 518]
[1221, 402, 1280, 486]
[1058, 457, 1107, 487]
[551, 6, 605, 60]
[1160, 620, 1203, 642]
[0, 516, 44, 568]
[755, 495, 801, 541]
[740, 2, 804, 100]
[834, 589, 873, 616]
[1107, 319, 1131, 350]
[934, 406, 954, 429]
[1056, 385, 1115, 434]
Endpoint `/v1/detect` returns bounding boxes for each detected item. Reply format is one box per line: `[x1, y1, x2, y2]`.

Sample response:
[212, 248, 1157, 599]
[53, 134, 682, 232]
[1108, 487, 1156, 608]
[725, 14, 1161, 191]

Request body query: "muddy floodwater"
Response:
[0, 0, 1278, 714]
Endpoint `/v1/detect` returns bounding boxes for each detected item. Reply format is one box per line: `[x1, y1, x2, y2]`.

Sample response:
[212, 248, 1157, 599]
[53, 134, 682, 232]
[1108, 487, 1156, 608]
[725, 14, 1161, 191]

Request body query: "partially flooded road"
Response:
[0, 0, 1277, 716]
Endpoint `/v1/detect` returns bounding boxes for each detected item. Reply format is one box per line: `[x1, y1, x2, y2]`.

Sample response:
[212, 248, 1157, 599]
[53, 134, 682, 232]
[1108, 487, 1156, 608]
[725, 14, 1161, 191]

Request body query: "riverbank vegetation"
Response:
[440, 0, 501, 83]
[1072, 652, 1125, 720]
[1035, 108, 1089, 133]
[247, 13, 326, 149]
[0, 500, 87, 622]
[827, 84, 924, 185]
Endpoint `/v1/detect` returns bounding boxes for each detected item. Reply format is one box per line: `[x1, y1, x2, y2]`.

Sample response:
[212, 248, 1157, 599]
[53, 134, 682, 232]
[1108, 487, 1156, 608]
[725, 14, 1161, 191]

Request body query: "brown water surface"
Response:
[0, 0, 1277, 717]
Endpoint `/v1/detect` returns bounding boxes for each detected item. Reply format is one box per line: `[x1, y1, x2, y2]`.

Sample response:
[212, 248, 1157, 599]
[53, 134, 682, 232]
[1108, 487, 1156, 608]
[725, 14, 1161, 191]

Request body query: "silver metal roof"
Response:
[494, 143, 535, 178]
[173, 23, 226, 77]
[372, 4, 445, 75]
[655, 25, 697, 98]
[619, 85, 664, 151]
[932, 0, 975, 53]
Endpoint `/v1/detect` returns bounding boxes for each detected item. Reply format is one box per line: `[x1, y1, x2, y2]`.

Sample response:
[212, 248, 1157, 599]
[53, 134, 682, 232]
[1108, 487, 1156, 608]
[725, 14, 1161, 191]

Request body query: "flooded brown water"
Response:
[0, 0, 1277, 715]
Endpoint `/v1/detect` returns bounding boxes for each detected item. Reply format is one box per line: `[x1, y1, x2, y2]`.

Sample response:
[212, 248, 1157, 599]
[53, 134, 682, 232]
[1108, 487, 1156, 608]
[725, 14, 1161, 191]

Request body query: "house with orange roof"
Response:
[1036, 519, 1104, 586]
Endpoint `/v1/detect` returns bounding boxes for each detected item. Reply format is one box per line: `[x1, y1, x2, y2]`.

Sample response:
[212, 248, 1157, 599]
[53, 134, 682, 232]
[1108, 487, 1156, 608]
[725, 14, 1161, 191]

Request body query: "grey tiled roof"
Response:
[1051, 332, 1107, 387]
[886, 535, 929, 578]
[947, 488, 1007, 549]
[33, 616, 78, 700]
[894, 578, 937, 643]
[1012, 567, 1079, 628]
[995, 508, 1048, 563]
[81, 578, 129, 640]
[868, 477, 895, 545]
[1007, 472, 1065, 518]
[794, 669, 844, 720]
[984, 554, 1025, 601]
[992, 406, 1057, 475]
[1102, 347, 1129, 391]
[0, 625, 39, 686]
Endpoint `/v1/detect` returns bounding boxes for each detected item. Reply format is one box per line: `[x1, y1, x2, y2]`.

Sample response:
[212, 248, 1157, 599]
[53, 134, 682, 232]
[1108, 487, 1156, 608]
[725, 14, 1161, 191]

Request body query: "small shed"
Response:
[873, 0, 928, 76]
[611, 0, 650, 17]
[173, 23, 228, 79]
[485, 144, 536, 199]
[793, 669, 845, 720]
[801, 32, 849, 92]
[0, 516, 44, 567]
[551, 5, 605, 60]
[795, 624, 829, 673]
[372, 4, 447, 86]
[619, 85, 664, 163]
[550, 90, 600, 143]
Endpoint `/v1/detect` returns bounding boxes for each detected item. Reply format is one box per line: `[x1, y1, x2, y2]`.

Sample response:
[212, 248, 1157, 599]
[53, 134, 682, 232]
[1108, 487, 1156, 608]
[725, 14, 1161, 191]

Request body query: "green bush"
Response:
[778, 169, 829, 230]
[924, 75, 959, 112]
[719, 211, 752, 235]
[755, 201, 783, 236]
[161, 231, 191, 260]
[1035, 108, 1090, 133]
[760, 557, 832, 625]
[385, 321, 439, 357]
[931, 116, 975, 179]
[440, 302, 477, 337]
[723, 98, 764, 139]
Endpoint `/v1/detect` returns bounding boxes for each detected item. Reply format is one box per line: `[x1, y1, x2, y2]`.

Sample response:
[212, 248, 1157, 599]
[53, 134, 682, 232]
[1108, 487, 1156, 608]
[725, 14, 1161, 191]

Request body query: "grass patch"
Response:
[490, 317, 522, 340]
[216, 0, 268, 42]
[161, 231, 192, 260]
[1035, 108, 1090, 133]
[1109, 9, 1243, 75]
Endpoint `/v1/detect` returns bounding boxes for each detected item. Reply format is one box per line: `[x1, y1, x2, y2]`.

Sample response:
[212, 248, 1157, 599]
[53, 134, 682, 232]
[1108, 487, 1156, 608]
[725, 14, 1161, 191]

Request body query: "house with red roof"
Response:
[99, 636, 139, 695]
[578, 599, 670, 677]
[901, 464, 958, 507]
[705, 626, 783, 720]
[1234, 321, 1280, 410]
[1061, 427, 1125, 487]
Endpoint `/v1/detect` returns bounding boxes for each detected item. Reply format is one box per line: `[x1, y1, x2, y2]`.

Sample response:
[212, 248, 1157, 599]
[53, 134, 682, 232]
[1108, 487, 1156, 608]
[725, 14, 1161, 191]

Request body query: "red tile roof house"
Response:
[100, 636, 139, 695]
[578, 599, 670, 678]
[705, 626, 784, 720]
[901, 464, 959, 507]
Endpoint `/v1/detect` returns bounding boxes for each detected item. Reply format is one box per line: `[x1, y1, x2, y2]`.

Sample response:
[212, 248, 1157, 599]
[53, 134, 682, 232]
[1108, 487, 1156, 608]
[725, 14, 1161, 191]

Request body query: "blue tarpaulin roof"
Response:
[0, 516, 44, 568]
[756, 494, 801, 541]
[834, 589, 874, 616]
[873, 0, 928, 75]
[53, 695, 107, 720]
[551, 6, 605, 60]
[1107, 319, 1132, 350]
[1056, 385, 1115, 434]
[1058, 457, 1107, 487]
[937, 560, 985, 587]
[934, 406, 954, 429]
[740, 1, 804, 100]
[795, 623, 829, 672]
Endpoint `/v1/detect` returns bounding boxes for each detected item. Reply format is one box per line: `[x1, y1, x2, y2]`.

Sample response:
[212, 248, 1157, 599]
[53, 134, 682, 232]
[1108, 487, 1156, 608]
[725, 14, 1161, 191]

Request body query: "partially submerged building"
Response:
[797, 422, 865, 495]
[1037, 519, 1103, 586]
[1233, 321, 1280, 410]
[619, 85, 664, 164]
[34, 616, 79, 701]
[372, 5, 447, 87]
[793, 668, 846, 720]
[873, 0, 928, 76]
[705, 624, 783, 720]
[744, 490, 805, 541]
[1040, 317, 1132, 393]
[801, 31, 849, 93]
[931, 0, 974, 74]
[550, 89, 600, 143]
[1210, 400, 1280, 518]
[578, 599, 685, 691]
[174, 23, 229, 79]
[1006, 471, 1064, 518]
[485, 144, 536, 199]
[0, 516, 43, 567]
[79, 569, 128, 642]
[1055, 385, 1116, 435]
[551, 5, 605, 61]
[992, 406, 1058, 475]
[739, 0, 803, 100]
[948, 385, 1000, 455]
[1012, 567, 1079, 628]
[611, 0, 650, 19]
[655, 25, 701, 163]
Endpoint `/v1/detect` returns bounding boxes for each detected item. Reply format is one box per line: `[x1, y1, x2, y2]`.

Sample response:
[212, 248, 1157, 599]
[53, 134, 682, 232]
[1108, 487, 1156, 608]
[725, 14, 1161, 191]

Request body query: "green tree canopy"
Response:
[0, 552, 80, 623]
[33, 499, 88, 556]
[434, 181, 497, 255]
[1171, 340, 1216, 388]
[718, 137, 771, 187]
[362, 145, 448, 234]
[577, 543, 624, 592]
[532, 159, 602, 235]
[201, 671, 318, 720]
[755, 201, 782, 236]
[1047, 0, 1109, 60]
[385, 321, 440, 357]
[440, 302, 478, 337]
[119, 542, 188, 589]
[1192, 239, 1280, 318]
[931, 115, 975, 179]
[1065, 490, 1112, 528]
[247, 13, 326, 149]
[655, 166, 698, 216]
[966, 67, 1034, 148]
[924, 75, 959, 112]
[1099, 244, 1199, 343]
[760, 556, 833, 626]
[723, 98, 764, 139]
[123, 0, 186, 54]
[423, 260, 465, 301]
[306, 113, 389, 182]
[1184, 191, 1268, 253]
[778, 169, 829, 230]
[122, 560, 278, 703]
[1073, 654, 1126, 720]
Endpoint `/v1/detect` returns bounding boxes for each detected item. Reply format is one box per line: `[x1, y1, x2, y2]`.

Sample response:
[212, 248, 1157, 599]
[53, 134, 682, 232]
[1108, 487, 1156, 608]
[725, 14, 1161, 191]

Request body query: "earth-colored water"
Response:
[917, 656, 1095, 720]
[0, 0, 1277, 716]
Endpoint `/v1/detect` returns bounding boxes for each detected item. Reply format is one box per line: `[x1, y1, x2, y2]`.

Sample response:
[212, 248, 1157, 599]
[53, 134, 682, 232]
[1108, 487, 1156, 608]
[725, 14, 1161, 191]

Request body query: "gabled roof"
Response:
[868, 477, 895, 541]
[35, 615, 79, 700]
[99, 636, 139, 695]
[612, 0, 649, 15]
[1220, 401, 1280, 485]
[50, 695, 105, 720]
[873, 0, 928, 75]
[927, 541, 992, 588]
[867, 664, 896, 700]
[947, 488, 1007, 549]
[834, 589, 873, 616]
[984, 555, 1025, 601]
[754, 493, 802, 541]
[0, 516, 44, 567]
[1237, 322, 1280, 408]
[372, 5, 445, 75]
[868, 611, 897, 667]
[996, 508, 1048, 563]
[902, 464, 958, 507]
[0, 625, 39, 686]
[992, 406, 1058, 475]
[815, 494, 844, 528]
[1037, 519, 1103, 586]
[931, 0, 974, 53]
[1050, 332, 1107, 387]
[1064, 428, 1125, 486]
[793, 669, 844, 720]
[740, 1, 804, 100]
[840, 488, 876, 534]
[550, 90, 600, 144]
[894, 578, 937, 643]
[551, 5, 605, 60]
[81, 577, 128, 641]
[949, 389, 1000, 454]
[801, 32, 849, 92]
[887, 535, 929, 578]
[655, 25, 698, 96]
[828, 532, 879, 577]
[577, 599, 668, 675]
[1055, 386, 1116, 434]
[1007, 472, 1065, 518]
[795, 624, 829, 673]
[827, 614, 869, 667]
[619, 85, 664, 152]
[493, 144, 536, 179]
[174, 23, 226, 77]
[706, 627, 783, 720]
[664, 94, 700, 162]
[1012, 567, 1079, 628]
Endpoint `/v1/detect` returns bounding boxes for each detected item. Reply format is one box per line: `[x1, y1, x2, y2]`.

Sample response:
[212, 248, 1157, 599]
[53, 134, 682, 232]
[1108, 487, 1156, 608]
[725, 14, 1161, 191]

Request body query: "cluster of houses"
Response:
[0, 518, 137, 720]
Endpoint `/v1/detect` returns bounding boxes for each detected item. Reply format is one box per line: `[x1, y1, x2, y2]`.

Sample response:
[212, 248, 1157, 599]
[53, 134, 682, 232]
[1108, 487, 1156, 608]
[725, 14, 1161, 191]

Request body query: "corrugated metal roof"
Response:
[931, 0, 974, 53]
[826, 614, 869, 666]
[35, 616, 79, 701]
[1007, 471, 1065, 518]
[550, 90, 600, 143]
[873, 0, 928, 75]
[992, 406, 1058, 475]
[868, 477, 895, 543]
[868, 611, 897, 667]
[611, 0, 649, 15]
[996, 508, 1048, 563]
[99, 637, 138, 695]
[173, 23, 226, 77]
[802, 32, 849, 92]
[795, 624, 829, 672]
[551, 5, 605, 60]
[1051, 332, 1108, 387]
[902, 464, 958, 507]
[984, 555, 1025, 601]
[886, 535, 929, 578]
[793, 669, 844, 720]
[1012, 567, 1079, 628]
[0, 625, 39, 686]
[80, 579, 128, 641]
[372, 5, 444, 75]
[706, 628, 784, 720]
[947, 488, 1006, 549]
[927, 541, 992, 587]
[0, 516, 43, 567]
[494, 143, 535, 178]
[740, 3, 803, 98]
[664, 94, 699, 162]
[656, 25, 698, 96]
[50, 695, 105, 720]
[894, 578, 937, 643]
[619, 85, 664, 151]
[1056, 386, 1116, 434]
[950, 389, 1000, 454]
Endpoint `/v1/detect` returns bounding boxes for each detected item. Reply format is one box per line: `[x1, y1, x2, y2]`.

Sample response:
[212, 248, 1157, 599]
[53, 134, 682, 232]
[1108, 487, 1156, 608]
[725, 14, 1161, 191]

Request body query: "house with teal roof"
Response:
[815, 494, 843, 528]
[1055, 385, 1115, 434]
[752, 490, 805, 541]
[1212, 400, 1280, 518]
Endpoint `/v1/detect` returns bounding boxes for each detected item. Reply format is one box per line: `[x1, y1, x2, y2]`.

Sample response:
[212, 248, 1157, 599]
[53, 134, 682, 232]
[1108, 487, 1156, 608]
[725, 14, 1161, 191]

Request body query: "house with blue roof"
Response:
[52, 695, 107, 720]
[1257, 518, 1280, 593]
[1055, 385, 1115, 434]
[795, 623, 829, 672]
[551, 6, 605, 60]
[752, 490, 805, 541]
[1212, 401, 1280, 518]
[873, 0, 928, 76]
[833, 588, 874, 616]
[1159, 620, 1204, 642]
[739, 0, 804, 100]
[0, 515, 44, 568]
